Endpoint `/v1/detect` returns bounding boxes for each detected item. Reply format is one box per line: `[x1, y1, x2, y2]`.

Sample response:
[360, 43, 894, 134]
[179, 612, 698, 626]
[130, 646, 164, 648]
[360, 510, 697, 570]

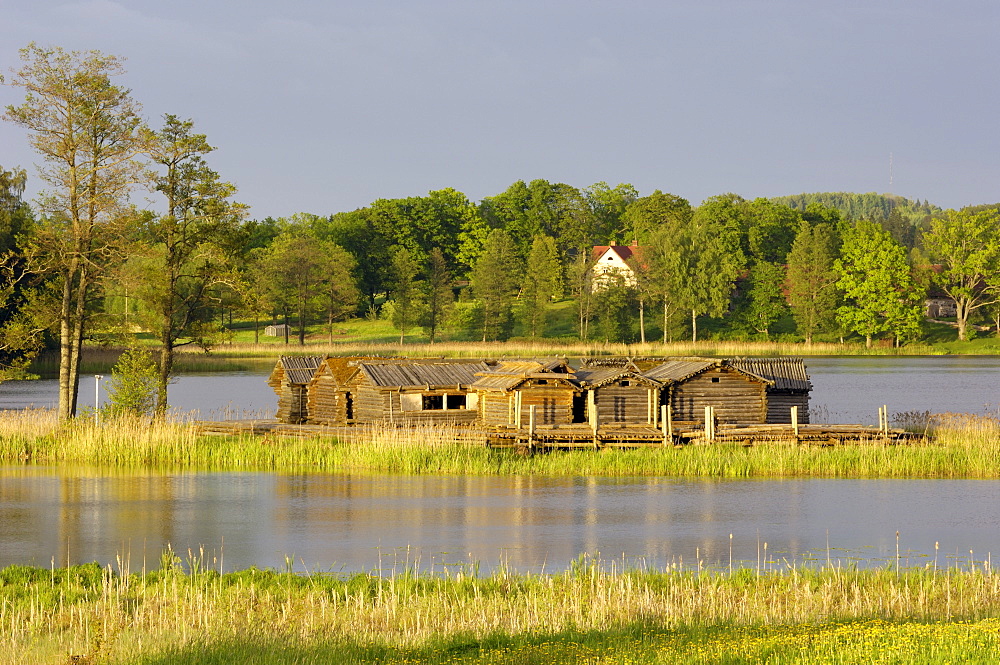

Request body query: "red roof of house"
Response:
[591, 243, 647, 269]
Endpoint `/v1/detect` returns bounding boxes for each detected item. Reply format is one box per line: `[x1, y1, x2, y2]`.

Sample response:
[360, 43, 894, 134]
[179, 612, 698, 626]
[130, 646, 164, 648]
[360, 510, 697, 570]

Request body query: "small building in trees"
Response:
[268, 355, 324, 424]
[472, 360, 582, 428]
[589, 242, 646, 291]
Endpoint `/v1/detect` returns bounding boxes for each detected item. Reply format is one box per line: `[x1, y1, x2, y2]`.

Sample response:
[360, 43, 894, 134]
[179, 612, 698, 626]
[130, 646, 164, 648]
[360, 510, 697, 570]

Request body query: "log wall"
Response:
[593, 384, 658, 424]
[765, 391, 811, 424]
[668, 368, 767, 424]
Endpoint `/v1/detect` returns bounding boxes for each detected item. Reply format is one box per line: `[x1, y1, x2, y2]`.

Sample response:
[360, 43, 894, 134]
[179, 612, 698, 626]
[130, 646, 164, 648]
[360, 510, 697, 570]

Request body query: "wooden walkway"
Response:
[193, 419, 924, 447]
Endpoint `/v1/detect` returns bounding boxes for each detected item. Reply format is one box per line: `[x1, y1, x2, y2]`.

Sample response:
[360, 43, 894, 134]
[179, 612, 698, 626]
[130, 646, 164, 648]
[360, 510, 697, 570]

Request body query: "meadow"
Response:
[4, 553, 1000, 664]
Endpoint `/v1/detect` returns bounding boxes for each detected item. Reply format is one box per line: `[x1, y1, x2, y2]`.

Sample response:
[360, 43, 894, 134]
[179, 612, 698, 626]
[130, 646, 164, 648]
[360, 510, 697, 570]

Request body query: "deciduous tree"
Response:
[835, 220, 924, 347]
[4, 44, 147, 419]
[921, 207, 1000, 342]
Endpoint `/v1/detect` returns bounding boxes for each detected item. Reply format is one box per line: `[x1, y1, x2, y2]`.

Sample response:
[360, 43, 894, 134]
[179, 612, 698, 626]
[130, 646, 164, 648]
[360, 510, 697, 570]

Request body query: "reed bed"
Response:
[4, 555, 1000, 664]
[2, 411, 1000, 477]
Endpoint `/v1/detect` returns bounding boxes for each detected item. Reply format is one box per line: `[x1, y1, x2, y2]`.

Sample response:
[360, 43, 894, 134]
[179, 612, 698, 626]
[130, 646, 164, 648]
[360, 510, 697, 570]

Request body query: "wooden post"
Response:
[528, 405, 536, 449]
[661, 404, 668, 446]
[515, 392, 522, 430]
[791, 406, 799, 439]
[883, 404, 888, 434]
[705, 406, 714, 442]
[588, 390, 597, 433]
[442, 392, 448, 411]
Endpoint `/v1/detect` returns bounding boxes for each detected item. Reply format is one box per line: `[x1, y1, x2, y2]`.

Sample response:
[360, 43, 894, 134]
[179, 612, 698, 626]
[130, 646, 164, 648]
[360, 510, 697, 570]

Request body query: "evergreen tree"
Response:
[787, 222, 840, 343]
[470, 229, 520, 341]
[518, 235, 562, 338]
[421, 247, 453, 343]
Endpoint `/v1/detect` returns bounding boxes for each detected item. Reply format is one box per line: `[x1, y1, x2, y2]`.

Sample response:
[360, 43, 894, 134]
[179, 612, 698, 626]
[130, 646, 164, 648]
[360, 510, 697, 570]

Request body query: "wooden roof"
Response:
[643, 358, 773, 386]
[728, 358, 811, 391]
[573, 367, 662, 389]
[268, 355, 323, 387]
[356, 360, 490, 389]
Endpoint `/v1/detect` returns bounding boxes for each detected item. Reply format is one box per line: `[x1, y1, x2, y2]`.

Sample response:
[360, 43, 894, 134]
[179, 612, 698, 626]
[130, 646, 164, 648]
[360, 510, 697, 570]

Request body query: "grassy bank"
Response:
[4, 556, 1000, 664]
[3, 410, 1000, 478]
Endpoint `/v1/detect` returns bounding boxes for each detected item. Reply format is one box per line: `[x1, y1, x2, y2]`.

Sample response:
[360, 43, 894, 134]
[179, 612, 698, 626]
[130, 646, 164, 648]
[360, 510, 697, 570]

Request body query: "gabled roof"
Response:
[642, 358, 773, 386]
[268, 355, 324, 387]
[591, 243, 648, 269]
[728, 358, 811, 391]
[574, 367, 662, 389]
[356, 361, 490, 389]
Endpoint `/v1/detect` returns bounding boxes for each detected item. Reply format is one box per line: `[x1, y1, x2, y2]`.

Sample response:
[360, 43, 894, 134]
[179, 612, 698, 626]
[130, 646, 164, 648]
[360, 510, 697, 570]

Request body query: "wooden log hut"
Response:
[728, 357, 812, 424]
[573, 364, 664, 427]
[305, 356, 366, 425]
[644, 358, 771, 425]
[268, 355, 324, 424]
[349, 359, 490, 425]
[472, 360, 582, 429]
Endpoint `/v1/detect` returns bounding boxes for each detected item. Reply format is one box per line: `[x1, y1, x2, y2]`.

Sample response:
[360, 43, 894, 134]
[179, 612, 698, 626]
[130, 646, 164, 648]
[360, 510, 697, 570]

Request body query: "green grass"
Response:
[5, 558, 1000, 664]
[3, 411, 1000, 478]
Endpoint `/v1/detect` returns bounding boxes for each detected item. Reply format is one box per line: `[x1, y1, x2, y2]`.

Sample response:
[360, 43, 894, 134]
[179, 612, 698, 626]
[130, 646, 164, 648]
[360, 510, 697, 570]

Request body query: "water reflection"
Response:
[3, 467, 999, 573]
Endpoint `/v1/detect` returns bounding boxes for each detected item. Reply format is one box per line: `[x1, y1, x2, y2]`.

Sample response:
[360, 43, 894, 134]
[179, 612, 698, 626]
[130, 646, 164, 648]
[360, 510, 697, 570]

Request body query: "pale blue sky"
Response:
[2, 0, 998, 219]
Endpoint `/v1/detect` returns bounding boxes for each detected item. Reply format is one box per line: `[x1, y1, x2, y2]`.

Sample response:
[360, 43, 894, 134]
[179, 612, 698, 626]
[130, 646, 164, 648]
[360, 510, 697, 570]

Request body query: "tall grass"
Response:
[2, 410, 1000, 477]
[4, 555, 1000, 664]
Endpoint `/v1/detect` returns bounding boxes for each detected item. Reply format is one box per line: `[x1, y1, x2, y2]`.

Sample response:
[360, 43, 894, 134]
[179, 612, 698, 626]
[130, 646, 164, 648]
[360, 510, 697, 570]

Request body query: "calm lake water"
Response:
[1, 356, 998, 573]
[3, 468, 999, 573]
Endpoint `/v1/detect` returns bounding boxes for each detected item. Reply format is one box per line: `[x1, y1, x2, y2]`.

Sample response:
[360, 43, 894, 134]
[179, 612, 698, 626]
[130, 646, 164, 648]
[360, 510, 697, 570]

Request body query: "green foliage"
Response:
[469, 229, 520, 341]
[734, 261, 788, 338]
[787, 221, 840, 343]
[621, 190, 691, 245]
[388, 246, 423, 343]
[835, 220, 924, 347]
[592, 276, 636, 342]
[518, 235, 562, 338]
[922, 207, 1000, 342]
[104, 344, 159, 418]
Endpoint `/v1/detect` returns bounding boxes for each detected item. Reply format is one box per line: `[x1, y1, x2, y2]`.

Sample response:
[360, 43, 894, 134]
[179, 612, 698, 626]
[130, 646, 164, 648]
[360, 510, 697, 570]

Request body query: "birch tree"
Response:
[4, 44, 147, 419]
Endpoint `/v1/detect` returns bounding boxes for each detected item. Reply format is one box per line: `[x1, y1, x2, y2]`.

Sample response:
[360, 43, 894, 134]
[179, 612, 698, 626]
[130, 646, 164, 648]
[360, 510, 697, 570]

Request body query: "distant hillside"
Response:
[771, 192, 941, 224]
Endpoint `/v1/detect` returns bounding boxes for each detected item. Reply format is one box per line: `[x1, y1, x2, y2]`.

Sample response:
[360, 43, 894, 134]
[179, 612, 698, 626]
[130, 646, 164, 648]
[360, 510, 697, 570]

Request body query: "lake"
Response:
[2, 467, 998, 574]
[1, 355, 998, 573]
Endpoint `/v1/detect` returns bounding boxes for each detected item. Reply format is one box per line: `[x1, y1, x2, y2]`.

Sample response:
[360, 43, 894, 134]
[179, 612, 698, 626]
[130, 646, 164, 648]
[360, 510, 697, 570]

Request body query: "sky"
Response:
[2, 0, 999, 220]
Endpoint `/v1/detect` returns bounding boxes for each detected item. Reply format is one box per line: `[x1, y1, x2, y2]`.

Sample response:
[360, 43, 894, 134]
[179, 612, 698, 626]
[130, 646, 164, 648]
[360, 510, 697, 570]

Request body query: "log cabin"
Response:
[472, 360, 582, 428]
[348, 359, 491, 425]
[644, 358, 771, 425]
[728, 357, 811, 423]
[573, 364, 664, 427]
[268, 355, 324, 424]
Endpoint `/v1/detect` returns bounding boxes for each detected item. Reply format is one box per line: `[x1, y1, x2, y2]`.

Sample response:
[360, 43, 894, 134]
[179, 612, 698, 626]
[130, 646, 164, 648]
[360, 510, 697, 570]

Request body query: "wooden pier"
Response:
[194, 419, 924, 448]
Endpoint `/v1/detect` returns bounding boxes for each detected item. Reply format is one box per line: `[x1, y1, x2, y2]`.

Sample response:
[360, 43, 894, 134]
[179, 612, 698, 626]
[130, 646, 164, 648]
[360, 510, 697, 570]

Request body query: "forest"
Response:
[4, 44, 1000, 420]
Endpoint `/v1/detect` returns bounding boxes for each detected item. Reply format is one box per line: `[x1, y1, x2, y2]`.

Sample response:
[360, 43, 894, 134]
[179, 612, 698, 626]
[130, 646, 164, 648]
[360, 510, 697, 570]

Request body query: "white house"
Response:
[589, 242, 645, 291]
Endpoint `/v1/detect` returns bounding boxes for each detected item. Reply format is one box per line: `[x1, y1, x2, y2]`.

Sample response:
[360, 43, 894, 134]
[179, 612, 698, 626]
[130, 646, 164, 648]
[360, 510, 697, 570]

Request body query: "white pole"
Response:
[95, 374, 103, 425]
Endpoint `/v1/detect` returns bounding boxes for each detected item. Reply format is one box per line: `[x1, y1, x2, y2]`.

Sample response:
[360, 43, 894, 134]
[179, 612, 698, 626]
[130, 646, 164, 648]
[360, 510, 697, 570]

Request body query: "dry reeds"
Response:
[4, 555, 1000, 664]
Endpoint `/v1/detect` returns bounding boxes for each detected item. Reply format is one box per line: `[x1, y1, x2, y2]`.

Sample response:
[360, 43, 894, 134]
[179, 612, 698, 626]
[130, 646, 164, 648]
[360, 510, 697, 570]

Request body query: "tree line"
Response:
[4, 44, 1000, 420]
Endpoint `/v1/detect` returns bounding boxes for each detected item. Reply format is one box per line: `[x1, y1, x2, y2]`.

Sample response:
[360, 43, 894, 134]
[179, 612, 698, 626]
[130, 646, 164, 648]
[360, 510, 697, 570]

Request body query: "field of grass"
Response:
[2, 410, 999, 478]
[4, 555, 1000, 664]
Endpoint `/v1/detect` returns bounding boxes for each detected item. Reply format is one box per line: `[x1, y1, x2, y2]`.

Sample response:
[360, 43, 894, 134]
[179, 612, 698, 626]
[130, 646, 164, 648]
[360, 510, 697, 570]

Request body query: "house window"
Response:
[621, 380, 631, 387]
[711, 377, 720, 383]
[422, 395, 444, 410]
[446, 394, 465, 409]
